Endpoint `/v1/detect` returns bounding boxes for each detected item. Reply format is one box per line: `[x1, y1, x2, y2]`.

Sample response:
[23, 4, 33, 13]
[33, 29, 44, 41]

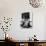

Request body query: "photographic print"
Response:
[21, 12, 33, 28]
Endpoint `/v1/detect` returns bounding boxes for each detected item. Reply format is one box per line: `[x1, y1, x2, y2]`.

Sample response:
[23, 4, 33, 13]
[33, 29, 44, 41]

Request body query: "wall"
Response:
[0, 0, 46, 40]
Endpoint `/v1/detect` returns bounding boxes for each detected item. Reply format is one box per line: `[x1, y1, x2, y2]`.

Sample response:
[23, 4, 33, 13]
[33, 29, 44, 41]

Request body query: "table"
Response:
[5, 39, 46, 46]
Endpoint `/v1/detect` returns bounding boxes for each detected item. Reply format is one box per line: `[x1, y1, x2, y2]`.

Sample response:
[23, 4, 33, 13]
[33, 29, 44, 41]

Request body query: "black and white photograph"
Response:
[21, 12, 33, 28]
